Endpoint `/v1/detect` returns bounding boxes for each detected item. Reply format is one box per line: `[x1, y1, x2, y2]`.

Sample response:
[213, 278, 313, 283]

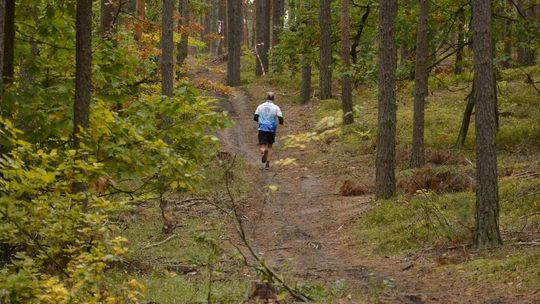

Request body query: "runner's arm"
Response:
[277, 106, 284, 125]
[254, 114, 259, 122]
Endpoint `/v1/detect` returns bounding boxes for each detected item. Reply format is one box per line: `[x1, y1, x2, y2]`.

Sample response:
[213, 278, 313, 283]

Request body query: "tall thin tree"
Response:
[255, 0, 270, 75]
[177, 0, 190, 66]
[74, 0, 92, 150]
[134, 0, 145, 42]
[162, 0, 174, 97]
[227, 0, 242, 86]
[271, 0, 284, 46]
[100, 0, 116, 39]
[375, 0, 398, 199]
[472, 0, 502, 249]
[410, 0, 429, 168]
[319, 0, 332, 99]
[2, 0, 13, 85]
[0, 0, 5, 113]
[340, 0, 353, 124]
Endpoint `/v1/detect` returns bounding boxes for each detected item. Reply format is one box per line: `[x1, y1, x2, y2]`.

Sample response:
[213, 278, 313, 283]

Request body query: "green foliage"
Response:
[0, 119, 139, 303]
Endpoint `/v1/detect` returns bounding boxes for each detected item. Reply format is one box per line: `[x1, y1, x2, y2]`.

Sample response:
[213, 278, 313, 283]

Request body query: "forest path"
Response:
[191, 61, 536, 304]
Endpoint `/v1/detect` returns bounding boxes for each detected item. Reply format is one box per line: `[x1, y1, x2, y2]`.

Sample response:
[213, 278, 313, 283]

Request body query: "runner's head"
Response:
[267, 92, 275, 101]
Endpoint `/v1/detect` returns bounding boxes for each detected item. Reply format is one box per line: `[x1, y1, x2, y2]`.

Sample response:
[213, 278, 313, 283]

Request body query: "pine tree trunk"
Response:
[162, 0, 174, 97]
[135, 0, 145, 42]
[341, 0, 353, 125]
[74, 0, 92, 150]
[177, 0, 189, 66]
[300, 62, 311, 104]
[218, 0, 226, 55]
[319, 0, 332, 100]
[255, 0, 270, 76]
[455, 81, 475, 149]
[410, 0, 429, 168]
[0, 0, 5, 113]
[271, 0, 284, 46]
[227, 0, 242, 86]
[73, 0, 93, 202]
[472, 0, 502, 249]
[2, 0, 13, 85]
[100, 0, 116, 39]
[454, 8, 465, 75]
[375, 0, 397, 199]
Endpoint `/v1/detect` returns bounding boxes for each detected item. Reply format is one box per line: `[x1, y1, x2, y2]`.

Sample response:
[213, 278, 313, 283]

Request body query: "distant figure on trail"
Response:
[254, 92, 284, 170]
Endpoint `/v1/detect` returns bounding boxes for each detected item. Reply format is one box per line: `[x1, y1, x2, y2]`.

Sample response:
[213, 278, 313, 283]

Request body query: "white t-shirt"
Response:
[255, 101, 283, 132]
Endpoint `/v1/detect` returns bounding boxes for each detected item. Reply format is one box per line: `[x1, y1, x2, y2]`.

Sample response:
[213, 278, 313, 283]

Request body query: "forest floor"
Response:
[115, 58, 540, 303]
[199, 59, 540, 303]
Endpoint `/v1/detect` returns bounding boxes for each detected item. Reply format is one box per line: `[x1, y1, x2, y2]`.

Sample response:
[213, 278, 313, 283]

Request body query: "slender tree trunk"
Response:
[375, 0, 397, 199]
[351, 4, 370, 64]
[72, 0, 93, 202]
[300, 62, 311, 104]
[502, 16, 512, 68]
[177, 0, 189, 66]
[0, 0, 5, 113]
[516, 0, 535, 66]
[319, 0, 332, 100]
[271, 0, 284, 46]
[227, 0, 242, 86]
[243, 0, 249, 47]
[341, 0, 353, 125]
[454, 8, 465, 74]
[3, 0, 13, 85]
[74, 0, 92, 150]
[100, 0, 116, 39]
[472, 0, 502, 249]
[218, 0, 226, 55]
[455, 81, 475, 149]
[162, 0, 175, 97]
[251, 2, 256, 49]
[410, 0, 429, 168]
[255, 0, 270, 76]
[135, 0, 145, 42]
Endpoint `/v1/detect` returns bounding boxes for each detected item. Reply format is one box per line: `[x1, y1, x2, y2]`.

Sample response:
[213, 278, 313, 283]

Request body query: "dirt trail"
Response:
[217, 87, 390, 302]
[198, 62, 539, 304]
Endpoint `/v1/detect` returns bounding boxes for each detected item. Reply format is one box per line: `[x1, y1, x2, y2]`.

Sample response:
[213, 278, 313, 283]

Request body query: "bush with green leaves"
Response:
[0, 118, 142, 303]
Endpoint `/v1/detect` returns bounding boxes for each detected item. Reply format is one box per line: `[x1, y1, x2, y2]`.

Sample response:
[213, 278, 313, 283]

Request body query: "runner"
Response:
[254, 92, 284, 169]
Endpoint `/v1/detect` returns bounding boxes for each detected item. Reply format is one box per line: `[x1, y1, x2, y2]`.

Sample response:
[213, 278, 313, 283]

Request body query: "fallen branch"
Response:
[142, 234, 177, 250]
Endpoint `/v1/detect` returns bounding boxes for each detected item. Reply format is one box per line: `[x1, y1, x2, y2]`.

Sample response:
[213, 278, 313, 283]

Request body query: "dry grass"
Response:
[398, 167, 475, 194]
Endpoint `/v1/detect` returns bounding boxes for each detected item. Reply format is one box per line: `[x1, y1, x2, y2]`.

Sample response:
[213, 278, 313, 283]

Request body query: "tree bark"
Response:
[271, 0, 284, 46]
[300, 62, 311, 104]
[135, 0, 145, 42]
[74, 0, 92, 150]
[177, 0, 189, 66]
[472, 0, 502, 249]
[218, 0, 226, 55]
[351, 4, 370, 64]
[162, 0, 175, 97]
[454, 7, 465, 75]
[0, 0, 5, 113]
[100, 0, 116, 39]
[2, 0, 13, 85]
[341, 0, 353, 125]
[375, 0, 397, 200]
[455, 82, 475, 149]
[227, 0, 242, 86]
[319, 0, 332, 100]
[72, 0, 93, 202]
[410, 0, 429, 168]
[255, 0, 270, 76]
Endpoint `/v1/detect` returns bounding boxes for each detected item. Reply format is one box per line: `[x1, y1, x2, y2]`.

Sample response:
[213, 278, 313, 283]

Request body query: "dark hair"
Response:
[266, 92, 275, 101]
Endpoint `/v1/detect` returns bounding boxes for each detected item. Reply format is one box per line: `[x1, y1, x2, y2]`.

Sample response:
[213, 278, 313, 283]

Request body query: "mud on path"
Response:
[194, 62, 539, 304]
